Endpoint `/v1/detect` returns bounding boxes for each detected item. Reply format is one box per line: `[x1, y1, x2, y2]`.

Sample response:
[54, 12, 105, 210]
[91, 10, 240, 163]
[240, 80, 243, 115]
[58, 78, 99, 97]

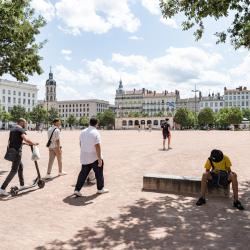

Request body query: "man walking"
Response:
[44, 118, 66, 179]
[74, 118, 109, 197]
[161, 118, 171, 150]
[0, 118, 38, 196]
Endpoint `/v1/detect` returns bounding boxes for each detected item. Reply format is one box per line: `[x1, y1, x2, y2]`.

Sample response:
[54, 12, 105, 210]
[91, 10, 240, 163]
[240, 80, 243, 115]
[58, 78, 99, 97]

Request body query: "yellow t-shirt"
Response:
[204, 155, 232, 173]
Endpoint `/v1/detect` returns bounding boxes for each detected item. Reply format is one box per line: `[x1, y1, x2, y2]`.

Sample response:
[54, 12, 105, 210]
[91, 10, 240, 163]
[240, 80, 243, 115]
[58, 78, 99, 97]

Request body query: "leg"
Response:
[167, 134, 171, 149]
[92, 160, 104, 191]
[17, 161, 24, 186]
[228, 172, 238, 201]
[47, 149, 56, 174]
[75, 164, 92, 192]
[201, 172, 212, 198]
[1, 156, 21, 190]
[163, 137, 166, 150]
[54, 149, 63, 173]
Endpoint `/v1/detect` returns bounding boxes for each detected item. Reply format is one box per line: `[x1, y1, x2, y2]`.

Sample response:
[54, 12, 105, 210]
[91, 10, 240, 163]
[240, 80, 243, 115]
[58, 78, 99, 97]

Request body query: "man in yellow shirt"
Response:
[196, 149, 244, 210]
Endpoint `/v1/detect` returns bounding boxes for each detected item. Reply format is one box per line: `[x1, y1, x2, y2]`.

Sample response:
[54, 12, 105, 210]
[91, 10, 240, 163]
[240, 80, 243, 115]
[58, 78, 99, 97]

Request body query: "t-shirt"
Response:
[47, 126, 60, 149]
[204, 155, 232, 173]
[161, 122, 170, 134]
[80, 126, 102, 165]
[8, 126, 26, 150]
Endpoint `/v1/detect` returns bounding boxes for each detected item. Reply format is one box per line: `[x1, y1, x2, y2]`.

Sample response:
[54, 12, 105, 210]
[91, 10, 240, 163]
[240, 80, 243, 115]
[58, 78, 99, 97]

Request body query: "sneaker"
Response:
[0, 188, 9, 196]
[74, 191, 83, 197]
[233, 200, 244, 210]
[19, 185, 28, 191]
[97, 188, 109, 194]
[58, 171, 67, 176]
[196, 197, 206, 206]
[44, 174, 53, 179]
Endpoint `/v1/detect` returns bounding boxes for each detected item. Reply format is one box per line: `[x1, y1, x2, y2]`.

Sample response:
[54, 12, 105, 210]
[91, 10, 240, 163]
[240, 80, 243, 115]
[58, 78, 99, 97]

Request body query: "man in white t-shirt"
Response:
[44, 118, 66, 179]
[74, 118, 109, 196]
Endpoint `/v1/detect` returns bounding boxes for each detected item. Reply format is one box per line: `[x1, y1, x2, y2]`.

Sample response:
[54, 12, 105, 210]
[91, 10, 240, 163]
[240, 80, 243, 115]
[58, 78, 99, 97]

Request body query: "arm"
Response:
[95, 143, 103, 167]
[21, 134, 38, 146]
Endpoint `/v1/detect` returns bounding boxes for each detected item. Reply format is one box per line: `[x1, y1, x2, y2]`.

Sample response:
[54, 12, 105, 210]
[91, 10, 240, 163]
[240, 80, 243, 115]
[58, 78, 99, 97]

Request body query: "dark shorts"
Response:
[208, 171, 230, 187]
[163, 133, 170, 139]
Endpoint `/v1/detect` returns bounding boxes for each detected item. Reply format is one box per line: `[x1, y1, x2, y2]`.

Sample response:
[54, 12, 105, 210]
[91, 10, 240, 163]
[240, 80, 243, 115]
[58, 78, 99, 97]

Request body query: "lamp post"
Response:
[192, 84, 199, 128]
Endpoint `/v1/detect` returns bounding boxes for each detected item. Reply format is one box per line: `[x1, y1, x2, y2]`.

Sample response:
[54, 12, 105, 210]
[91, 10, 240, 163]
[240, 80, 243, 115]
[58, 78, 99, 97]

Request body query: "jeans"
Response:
[1, 155, 24, 190]
[75, 160, 104, 192]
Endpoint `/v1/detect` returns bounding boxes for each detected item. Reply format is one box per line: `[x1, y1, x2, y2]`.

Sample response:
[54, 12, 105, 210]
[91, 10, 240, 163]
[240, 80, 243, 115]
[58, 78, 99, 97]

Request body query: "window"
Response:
[28, 99, 30, 105]
[18, 98, 21, 104]
[32, 100, 35, 106]
[23, 99, 26, 104]
[8, 97, 11, 103]
[32, 93, 35, 98]
[8, 90, 11, 95]
[2, 96, 5, 102]
[28, 93, 30, 97]
[19, 92, 21, 96]
[2, 89, 5, 94]
[13, 91, 16, 95]
[13, 97, 16, 104]
[23, 92, 26, 97]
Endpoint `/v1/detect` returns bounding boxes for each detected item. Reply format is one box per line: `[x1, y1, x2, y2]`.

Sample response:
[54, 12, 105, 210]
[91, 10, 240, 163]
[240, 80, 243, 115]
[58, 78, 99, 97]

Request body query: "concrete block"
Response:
[143, 174, 230, 198]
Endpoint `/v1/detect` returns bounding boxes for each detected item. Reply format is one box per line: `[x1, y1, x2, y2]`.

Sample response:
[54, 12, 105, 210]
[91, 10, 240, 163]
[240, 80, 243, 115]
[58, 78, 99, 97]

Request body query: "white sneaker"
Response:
[19, 185, 28, 191]
[74, 191, 83, 197]
[97, 188, 109, 194]
[58, 171, 67, 176]
[0, 188, 9, 196]
[44, 174, 53, 179]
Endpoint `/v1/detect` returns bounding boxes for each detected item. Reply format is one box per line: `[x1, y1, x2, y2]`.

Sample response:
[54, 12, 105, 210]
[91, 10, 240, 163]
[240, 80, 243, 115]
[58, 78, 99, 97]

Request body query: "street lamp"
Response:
[192, 84, 199, 128]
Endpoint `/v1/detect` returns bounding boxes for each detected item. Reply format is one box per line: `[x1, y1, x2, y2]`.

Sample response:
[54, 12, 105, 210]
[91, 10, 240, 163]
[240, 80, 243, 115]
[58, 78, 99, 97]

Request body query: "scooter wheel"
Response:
[10, 186, 19, 196]
[38, 180, 45, 189]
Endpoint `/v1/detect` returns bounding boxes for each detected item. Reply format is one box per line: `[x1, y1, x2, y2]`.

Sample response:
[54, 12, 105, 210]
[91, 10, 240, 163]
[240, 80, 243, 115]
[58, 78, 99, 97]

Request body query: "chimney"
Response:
[153, 91, 156, 96]
[164, 90, 167, 95]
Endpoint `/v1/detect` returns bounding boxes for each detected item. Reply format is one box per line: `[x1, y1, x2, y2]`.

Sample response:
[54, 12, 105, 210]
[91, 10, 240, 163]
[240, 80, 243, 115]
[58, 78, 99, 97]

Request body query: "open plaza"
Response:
[0, 129, 250, 250]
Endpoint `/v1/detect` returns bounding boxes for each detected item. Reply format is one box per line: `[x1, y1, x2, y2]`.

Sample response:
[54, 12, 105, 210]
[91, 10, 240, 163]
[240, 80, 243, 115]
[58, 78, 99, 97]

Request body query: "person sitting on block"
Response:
[196, 149, 244, 210]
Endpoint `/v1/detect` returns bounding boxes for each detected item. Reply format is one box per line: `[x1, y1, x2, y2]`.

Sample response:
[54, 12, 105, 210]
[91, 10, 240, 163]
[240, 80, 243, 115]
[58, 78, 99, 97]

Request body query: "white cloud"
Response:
[141, 0, 160, 15]
[55, 0, 140, 35]
[129, 35, 143, 41]
[160, 17, 178, 29]
[31, 0, 55, 21]
[61, 49, 72, 61]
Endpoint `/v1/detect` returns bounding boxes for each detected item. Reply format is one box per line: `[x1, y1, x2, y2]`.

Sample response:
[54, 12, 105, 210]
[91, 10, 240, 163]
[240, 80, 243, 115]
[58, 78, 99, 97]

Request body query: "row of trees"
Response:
[174, 107, 248, 129]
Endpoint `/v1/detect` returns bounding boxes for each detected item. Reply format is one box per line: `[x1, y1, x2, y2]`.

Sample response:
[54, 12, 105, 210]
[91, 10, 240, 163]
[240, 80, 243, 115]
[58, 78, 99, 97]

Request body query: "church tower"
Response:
[45, 67, 56, 102]
[116, 79, 124, 95]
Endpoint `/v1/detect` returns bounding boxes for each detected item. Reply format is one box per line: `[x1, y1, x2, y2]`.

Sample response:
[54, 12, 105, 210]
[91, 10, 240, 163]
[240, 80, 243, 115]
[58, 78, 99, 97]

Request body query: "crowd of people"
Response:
[0, 117, 244, 210]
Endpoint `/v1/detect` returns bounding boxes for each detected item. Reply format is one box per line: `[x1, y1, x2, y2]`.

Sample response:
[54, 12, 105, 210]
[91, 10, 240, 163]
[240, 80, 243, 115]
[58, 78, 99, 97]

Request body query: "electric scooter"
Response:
[10, 145, 45, 196]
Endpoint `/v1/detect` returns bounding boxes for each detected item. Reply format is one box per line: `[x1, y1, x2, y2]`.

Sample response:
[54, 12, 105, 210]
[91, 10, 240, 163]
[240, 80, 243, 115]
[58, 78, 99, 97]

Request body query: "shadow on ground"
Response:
[36, 182, 250, 250]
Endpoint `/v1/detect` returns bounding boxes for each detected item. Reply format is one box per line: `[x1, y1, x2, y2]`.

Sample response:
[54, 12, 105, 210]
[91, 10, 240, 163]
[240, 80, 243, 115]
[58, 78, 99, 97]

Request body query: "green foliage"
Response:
[47, 107, 60, 124]
[66, 114, 77, 127]
[97, 109, 115, 128]
[10, 105, 27, 122]
[128, 112, 140, 118]
[198, 108, 214, 127]
[29, 105, 47, 126]
[1, 111, 11, 122]
[79, 116, 89, 127]
[0, 0, 46, 81]
[174, 108, 194, 129]
[242, 108, 250, 120]
[227, 107, 243, 125]
[160, 0, 250, 50]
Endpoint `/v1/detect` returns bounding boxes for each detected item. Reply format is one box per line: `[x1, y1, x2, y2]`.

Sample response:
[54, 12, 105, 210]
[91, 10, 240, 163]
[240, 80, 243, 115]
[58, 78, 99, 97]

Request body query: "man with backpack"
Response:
[196, 149, 244, 210]
[161, 118, 171, 150]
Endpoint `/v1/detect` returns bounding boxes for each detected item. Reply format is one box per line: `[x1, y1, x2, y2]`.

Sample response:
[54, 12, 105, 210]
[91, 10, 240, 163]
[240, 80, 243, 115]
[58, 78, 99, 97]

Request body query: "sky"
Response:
[4, 0, 250, 104]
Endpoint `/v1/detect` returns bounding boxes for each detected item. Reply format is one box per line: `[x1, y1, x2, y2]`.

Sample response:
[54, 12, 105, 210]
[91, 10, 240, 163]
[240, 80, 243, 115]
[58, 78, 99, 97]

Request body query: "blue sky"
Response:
[5, 0, 250, 104]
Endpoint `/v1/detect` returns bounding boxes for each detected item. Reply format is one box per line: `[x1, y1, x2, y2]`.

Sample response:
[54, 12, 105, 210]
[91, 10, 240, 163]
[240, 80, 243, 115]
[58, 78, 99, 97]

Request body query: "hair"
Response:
[89, 117, 98, 126]
[53, 118, 60, 124]
[17, 118, 27, 124]
[210, 149, 224, 162]
[165, 118, 169, 121]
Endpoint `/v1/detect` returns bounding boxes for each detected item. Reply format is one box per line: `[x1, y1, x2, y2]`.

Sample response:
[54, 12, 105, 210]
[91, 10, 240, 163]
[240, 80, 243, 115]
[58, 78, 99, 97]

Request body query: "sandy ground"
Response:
[0, 129, 250, 250]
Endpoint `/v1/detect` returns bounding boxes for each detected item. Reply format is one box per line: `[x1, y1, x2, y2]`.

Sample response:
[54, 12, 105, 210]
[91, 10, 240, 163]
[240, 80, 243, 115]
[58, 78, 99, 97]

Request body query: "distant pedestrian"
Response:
[161, 118, 171, 150]
[74, 118, 109, 197]
[0, 118, 38, 196]
[44, 118, 66, 179]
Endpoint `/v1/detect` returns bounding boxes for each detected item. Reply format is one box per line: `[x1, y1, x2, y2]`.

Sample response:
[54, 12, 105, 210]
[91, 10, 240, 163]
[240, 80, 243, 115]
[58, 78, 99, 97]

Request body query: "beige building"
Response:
[115, 116, 173, 130]
[115, 80, 179, 117]
[200, 93, 224, 112]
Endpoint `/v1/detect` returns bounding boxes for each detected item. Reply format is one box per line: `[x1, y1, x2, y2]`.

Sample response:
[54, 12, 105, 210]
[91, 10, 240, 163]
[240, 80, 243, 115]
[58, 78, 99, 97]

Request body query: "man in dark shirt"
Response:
[161, 118, 171, 150]
[0, 118, 38, 196]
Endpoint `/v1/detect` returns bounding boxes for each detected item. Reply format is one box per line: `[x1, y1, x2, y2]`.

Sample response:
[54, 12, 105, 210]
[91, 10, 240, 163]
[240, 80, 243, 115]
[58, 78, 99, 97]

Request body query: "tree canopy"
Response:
[174, 108, 194, 129]
[198, 108, 214, 127]
[160, 0, 250, 50]
[0, 0, 46, 81]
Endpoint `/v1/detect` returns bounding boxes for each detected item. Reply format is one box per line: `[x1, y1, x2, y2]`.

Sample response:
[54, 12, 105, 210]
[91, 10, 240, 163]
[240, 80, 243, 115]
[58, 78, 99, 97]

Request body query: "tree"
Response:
[1, 111, 11, 128]
[66, 114, 77, 128]
[10, 105, 27, 122]
[215, 108, 231, 129]
[97, 110, 115, 129]
[47, 107, 60, 124]
[174, 108, 194, 129]
[160, 0, 250, 50]
[242, 108, 250, 120]
[0, 0, 46, 81]
[79, 116, 89, 127]
[227, 107, 243, 125]
[29, 106, 47, 128]
[198, 108, 214, 128]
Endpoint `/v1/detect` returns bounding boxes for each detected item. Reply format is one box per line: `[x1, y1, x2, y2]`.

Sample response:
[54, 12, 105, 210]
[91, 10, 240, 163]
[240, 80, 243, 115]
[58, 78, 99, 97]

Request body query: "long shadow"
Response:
[63, 193, 99, 207]
[0, 170, 8, 176]
[36, 182, 250, 250]
[0, 187, 40, 201]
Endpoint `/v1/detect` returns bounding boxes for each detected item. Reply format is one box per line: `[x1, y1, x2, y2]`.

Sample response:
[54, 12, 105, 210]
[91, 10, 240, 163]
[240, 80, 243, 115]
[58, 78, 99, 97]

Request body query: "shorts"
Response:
[163, 133, 170, 140]
[208, 171, 230, 187]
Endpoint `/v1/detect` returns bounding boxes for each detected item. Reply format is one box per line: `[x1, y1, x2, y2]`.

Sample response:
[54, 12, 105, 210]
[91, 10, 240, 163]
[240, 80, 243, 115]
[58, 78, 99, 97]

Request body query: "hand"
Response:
[98, 159, 103, 167]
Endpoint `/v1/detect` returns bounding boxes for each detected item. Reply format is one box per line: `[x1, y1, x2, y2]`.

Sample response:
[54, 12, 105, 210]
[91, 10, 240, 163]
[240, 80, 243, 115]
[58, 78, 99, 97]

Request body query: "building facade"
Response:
[0, 79, 38, 112]
[224, 86, 250, 110]
[200, 93, 224, 112]
[115, 80, 179, 117]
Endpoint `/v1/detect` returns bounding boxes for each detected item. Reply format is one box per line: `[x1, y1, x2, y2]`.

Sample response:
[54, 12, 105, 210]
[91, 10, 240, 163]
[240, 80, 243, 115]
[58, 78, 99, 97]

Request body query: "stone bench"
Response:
[143, 174, 230, 198]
